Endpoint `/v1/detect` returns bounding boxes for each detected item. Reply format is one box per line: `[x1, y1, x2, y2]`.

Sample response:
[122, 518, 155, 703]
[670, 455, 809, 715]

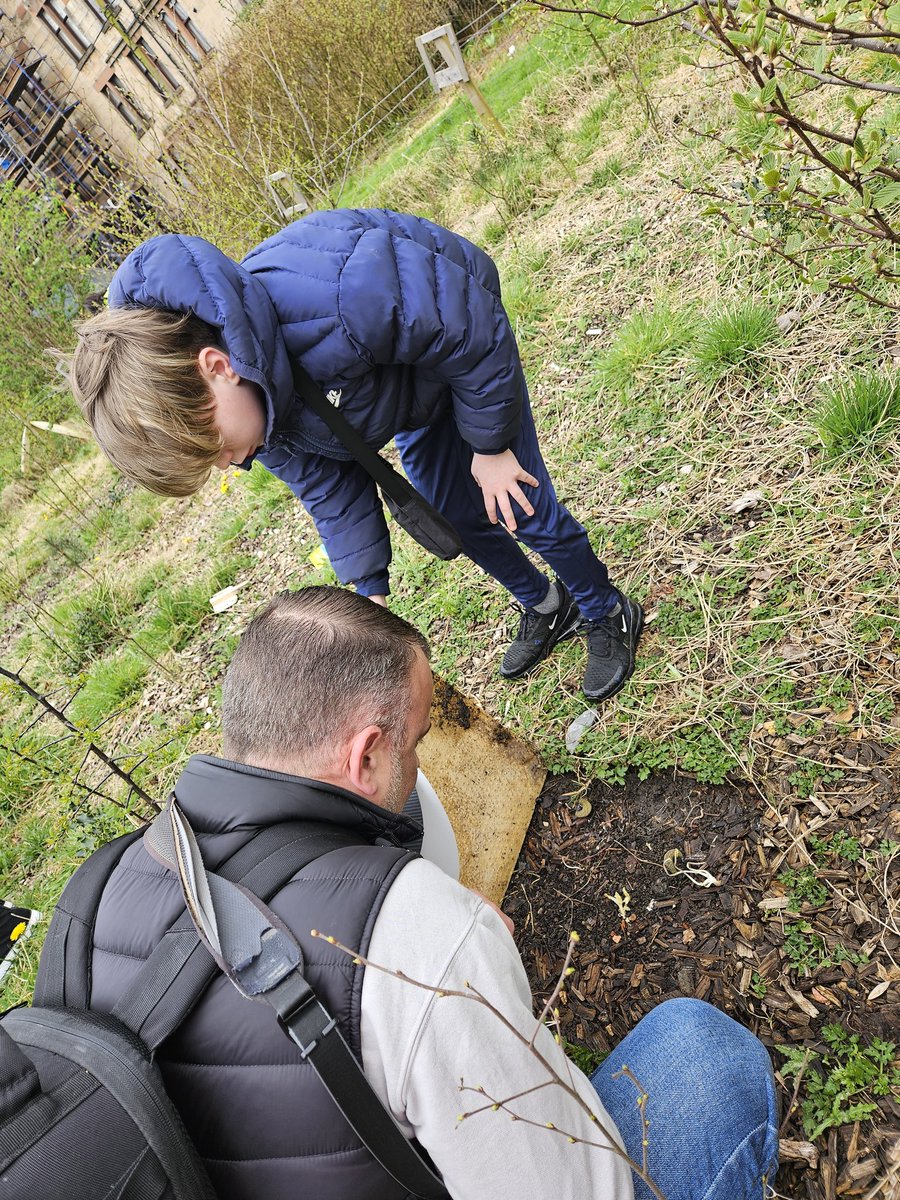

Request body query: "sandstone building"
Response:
[0, 0, 241, 204]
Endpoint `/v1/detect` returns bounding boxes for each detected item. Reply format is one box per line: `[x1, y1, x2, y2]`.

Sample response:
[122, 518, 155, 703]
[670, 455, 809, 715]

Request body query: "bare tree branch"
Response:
[0, 666, 159, 812]
[310, 929, 666, 1198]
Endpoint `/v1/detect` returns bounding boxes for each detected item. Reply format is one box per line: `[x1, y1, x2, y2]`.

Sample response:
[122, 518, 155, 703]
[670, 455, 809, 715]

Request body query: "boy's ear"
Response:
[197, 346, 239, 384]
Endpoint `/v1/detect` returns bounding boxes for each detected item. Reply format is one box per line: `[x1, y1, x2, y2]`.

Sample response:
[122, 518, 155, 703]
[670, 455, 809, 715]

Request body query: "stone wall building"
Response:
[0, 0, 240, 204]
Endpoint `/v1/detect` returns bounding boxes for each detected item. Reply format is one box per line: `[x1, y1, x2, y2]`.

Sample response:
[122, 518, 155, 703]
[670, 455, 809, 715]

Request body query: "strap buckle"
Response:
[292, 1011, 338, 1060]
[271, 973, 338, 1059]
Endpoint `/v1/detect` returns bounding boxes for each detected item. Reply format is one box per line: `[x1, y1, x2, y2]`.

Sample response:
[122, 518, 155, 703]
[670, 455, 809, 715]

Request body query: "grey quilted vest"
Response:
[70, 755, 428, 1200]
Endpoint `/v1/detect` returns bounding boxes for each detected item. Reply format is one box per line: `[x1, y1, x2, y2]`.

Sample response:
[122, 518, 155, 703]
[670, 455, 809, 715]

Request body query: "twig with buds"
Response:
[311, 928, 665, 1199]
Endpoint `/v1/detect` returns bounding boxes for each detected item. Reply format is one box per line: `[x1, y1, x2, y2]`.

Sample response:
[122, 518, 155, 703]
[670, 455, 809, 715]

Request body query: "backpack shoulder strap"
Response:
[34, 828, 145, 1009]
[112, 819, 362, 1052]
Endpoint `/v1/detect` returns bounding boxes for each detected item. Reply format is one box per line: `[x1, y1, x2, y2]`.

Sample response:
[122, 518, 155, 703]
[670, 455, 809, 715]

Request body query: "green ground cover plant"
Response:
[778, 1026, 900, 1141]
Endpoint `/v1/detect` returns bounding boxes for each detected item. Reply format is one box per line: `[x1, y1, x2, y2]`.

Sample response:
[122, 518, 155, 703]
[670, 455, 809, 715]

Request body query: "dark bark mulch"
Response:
[506, 769, 899, 1199]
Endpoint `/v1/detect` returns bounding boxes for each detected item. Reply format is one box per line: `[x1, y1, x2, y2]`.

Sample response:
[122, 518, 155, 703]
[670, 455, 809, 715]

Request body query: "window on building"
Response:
[80, 0, 109, 27]
[35, 0, 91, 63]
[128, 37, 181, 100]
[157, 0, 211, 64]
[101, 72, 149, 138]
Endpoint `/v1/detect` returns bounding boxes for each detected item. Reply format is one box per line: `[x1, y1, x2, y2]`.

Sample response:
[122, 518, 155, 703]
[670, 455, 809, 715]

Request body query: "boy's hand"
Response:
[369, 595, 389, 608]
[471, 450, 538, 533]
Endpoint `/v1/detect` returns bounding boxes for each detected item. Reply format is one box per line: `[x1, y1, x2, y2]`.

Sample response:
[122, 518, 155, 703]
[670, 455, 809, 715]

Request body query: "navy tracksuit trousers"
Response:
[395, 390, 617, 622]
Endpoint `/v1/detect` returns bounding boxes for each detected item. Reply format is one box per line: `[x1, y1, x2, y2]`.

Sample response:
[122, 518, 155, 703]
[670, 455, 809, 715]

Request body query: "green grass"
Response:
[816, 370, 900, 459]
[596, 303, 695, 393]
[691, 302, 780, 380]
[68, 650, 150, 729]
[338, 11, 609, 208]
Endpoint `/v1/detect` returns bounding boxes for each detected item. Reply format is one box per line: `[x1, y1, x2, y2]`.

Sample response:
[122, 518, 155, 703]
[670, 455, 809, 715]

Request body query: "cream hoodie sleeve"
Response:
[361, 859, 636, 1200]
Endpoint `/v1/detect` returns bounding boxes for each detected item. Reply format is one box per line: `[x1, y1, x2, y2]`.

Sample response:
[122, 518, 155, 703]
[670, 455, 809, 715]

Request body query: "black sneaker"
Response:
[583, 593, 644, 701]
[500, 579, 582, 679]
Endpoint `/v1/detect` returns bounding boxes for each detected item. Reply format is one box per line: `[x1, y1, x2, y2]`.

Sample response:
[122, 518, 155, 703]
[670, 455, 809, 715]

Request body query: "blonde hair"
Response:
[69, 306, 224, 497]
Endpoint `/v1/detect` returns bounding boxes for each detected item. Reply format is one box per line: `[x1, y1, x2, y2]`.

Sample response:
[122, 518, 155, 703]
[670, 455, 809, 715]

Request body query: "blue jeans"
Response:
[591, 1000, 779, 1200]
[396, 389, 617, 621]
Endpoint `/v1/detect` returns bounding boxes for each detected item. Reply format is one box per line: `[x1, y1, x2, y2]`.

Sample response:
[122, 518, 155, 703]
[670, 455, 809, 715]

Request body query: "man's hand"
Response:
[471, 450, 538, 533]
[470, 888, 515, 936]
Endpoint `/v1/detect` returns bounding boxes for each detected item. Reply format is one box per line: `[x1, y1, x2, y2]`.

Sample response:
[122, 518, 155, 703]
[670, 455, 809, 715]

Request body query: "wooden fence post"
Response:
[415, 23, 503, 135]
[264, 171, 310, 222]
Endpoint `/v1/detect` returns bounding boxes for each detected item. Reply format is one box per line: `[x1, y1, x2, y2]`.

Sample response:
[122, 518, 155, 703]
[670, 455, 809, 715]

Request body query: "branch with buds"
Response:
[531, 0, 900, 309]
[310, 928, 666, 1199]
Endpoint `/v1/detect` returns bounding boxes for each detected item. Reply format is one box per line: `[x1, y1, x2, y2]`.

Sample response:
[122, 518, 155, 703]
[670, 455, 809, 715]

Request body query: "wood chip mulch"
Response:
[505, 768, 899, 1199]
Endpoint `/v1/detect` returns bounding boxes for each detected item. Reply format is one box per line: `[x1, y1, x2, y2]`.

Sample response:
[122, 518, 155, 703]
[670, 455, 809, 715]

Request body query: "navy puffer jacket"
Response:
[109, 209, 526, 594]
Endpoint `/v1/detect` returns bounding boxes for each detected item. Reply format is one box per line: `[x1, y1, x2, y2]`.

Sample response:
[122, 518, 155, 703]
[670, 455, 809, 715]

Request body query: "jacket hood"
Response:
[173, 754, 424, 847]
[108, 234, 295, 449]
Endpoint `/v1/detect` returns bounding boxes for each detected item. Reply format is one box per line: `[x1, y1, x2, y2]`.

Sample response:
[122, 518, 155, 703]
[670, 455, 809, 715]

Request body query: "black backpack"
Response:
[0, 1005, 216, 1200]
[0, 820, 356, 1200]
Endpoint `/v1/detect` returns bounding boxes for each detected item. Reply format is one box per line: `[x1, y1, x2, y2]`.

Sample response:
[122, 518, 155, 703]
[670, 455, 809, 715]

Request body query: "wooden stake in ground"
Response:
[416, 23, 503, 135]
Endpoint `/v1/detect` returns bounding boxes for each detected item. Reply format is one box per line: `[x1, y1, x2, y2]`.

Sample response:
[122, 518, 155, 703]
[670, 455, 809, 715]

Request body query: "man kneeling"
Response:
[38, 587, 778, 1200]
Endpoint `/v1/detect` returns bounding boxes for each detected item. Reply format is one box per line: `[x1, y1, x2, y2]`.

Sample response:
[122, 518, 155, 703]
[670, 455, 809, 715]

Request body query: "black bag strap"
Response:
[111, 819, 361, 1052]
[34, 828, 145, 1009]
[291, 360, 417, 505]
[146, 797, 448, 1199]
[268, 970, 447, 1198]
[34, 817, 359, 1047]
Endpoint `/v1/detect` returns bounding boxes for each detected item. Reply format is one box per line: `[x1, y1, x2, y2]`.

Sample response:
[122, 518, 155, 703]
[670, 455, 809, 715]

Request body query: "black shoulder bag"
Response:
[291, 360, 462, 561]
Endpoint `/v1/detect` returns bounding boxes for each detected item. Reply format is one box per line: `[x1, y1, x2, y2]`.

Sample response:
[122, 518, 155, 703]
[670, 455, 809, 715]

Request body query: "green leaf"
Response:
[872, 182, 900, 210]
[760, 78, 777, 106]
[732, 91, 753, 111]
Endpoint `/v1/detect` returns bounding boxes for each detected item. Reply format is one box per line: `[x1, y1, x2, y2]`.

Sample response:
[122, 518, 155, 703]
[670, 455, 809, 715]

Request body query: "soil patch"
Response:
[506, 769, 899, 1199]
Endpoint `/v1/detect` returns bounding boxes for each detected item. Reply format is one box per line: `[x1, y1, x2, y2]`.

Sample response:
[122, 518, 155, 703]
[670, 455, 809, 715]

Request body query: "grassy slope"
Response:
[0, 5, 897, 1095]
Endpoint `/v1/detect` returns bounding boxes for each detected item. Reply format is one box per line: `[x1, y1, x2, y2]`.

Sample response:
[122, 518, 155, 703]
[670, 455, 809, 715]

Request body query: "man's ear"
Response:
[346, 724, 386, 799]
[197, 346, 239, 385]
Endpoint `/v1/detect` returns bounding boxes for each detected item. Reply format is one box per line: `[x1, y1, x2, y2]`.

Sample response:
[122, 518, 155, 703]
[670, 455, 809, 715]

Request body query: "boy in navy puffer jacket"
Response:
[70, 208, 641, 700]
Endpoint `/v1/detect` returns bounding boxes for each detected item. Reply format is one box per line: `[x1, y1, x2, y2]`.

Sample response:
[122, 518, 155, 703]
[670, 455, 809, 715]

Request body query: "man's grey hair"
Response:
[222, 587, 430, 770]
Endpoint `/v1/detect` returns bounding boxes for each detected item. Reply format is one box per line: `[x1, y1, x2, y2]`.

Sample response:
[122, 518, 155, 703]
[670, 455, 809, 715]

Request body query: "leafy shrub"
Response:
[542, 0, 900, 308]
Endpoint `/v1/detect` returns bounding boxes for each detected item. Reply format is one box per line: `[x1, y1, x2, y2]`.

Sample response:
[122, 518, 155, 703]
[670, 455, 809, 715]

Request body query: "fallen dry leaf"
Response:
[724, 488, 765, 515]
[775, 309, 802, 333]
[866, 980, 892, 1002]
